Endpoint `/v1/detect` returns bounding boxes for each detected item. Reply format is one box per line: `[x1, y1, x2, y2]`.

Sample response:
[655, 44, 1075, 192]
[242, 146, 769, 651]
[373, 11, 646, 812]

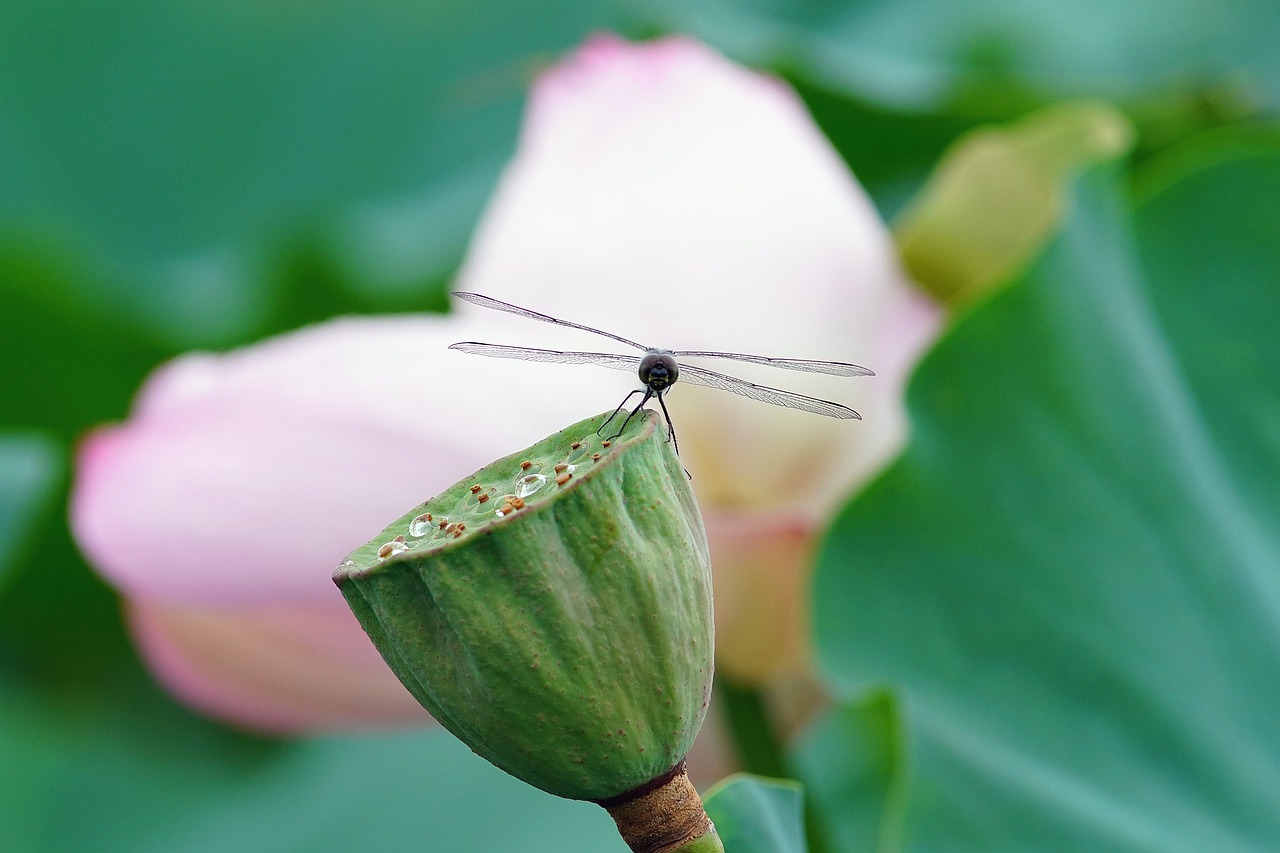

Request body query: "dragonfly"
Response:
[448, 291, 874, 454]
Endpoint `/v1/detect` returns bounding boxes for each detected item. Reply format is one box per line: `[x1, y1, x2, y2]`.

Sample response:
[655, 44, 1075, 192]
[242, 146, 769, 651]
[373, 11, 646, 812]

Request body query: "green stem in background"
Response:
[716, 678, 834, 853]
[716, 678, 788, 778]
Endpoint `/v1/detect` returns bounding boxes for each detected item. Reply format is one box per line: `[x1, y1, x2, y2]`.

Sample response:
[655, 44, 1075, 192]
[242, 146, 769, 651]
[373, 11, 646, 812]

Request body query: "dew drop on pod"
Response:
[334, 409, 721, 853]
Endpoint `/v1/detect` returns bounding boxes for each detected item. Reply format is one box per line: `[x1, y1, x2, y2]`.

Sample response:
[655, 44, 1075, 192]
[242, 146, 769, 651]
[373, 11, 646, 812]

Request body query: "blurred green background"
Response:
[3, 1, 1278, 850]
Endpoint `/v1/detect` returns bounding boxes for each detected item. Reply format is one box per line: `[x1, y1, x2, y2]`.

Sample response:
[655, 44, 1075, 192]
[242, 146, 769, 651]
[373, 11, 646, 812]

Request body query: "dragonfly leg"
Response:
[655, 391, 691, 477]
[599, 389, 643, 436]
[607, 387, 653, 441]
[655, 390, 679, 456]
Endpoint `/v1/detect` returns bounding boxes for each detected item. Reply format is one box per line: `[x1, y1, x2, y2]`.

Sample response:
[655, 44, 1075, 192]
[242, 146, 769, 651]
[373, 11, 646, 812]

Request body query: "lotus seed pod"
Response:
[335, 410, 720, 852]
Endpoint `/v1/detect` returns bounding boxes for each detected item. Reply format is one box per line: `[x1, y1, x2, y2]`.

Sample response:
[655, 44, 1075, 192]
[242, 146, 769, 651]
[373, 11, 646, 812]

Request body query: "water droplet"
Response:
[565, 440, 592, 463]
[378, 540, 408, 559]
[515, 473, 547, 498]
[408, 513, 434, 537]
[341, 560, 356, 568]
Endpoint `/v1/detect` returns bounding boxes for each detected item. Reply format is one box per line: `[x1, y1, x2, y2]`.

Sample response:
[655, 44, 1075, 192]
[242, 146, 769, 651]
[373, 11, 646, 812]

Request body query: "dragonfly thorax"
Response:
[639, 350, 679, 391]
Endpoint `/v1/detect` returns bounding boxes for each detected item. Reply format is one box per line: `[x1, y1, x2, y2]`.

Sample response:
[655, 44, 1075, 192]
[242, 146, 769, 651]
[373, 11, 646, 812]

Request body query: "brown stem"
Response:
[597, 763, 716, 853]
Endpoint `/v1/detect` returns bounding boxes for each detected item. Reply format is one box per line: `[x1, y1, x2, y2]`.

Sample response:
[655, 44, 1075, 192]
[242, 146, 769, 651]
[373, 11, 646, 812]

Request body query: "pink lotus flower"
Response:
[70, 34, 940, 733]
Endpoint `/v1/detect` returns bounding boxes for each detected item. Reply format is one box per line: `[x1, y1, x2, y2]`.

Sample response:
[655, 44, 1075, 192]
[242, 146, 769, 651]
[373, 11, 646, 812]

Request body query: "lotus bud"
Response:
[335, 410, 720, 852]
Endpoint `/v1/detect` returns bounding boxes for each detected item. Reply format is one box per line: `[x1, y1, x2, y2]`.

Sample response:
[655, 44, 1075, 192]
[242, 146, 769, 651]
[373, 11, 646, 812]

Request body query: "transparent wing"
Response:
[676, 363, 861, 419]
[453, 292, 648, 351]
[673, 350, 874, 377]
[449, 342, 641, 372]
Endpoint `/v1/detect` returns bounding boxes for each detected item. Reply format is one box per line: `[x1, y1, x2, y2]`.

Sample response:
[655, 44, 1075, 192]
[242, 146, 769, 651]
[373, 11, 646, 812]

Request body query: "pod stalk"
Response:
[599, 763, 722, 853]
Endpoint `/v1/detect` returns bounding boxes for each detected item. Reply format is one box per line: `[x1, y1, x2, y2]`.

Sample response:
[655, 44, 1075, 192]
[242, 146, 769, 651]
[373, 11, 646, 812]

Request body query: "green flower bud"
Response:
[335, 410, 720, 852]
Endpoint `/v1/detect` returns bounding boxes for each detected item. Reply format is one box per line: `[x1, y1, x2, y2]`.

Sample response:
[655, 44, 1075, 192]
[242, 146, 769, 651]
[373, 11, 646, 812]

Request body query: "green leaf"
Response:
[0, 0, 621, 347]
[894, 101, 1134, 304]
[647, 0, 1280, 113]
[791, 692, 906, 853]
[813, 142, 1280, 850]
[0, 674, 627, 852]
[704, 774, 808, 853]
[0, 433, 62, 586]
[0, 271, 166, 438]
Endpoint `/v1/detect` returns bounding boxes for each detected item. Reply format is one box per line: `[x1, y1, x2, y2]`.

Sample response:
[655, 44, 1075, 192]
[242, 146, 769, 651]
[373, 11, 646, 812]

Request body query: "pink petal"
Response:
[704, 508, 817, 684]
[128, 598, 427, 731]
[71, 314, 613, 605]
[71, 314, 614, 727]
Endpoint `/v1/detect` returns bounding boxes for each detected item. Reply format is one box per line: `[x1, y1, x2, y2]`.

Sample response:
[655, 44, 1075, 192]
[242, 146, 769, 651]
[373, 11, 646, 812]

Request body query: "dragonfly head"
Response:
[639, 350, 679, 391]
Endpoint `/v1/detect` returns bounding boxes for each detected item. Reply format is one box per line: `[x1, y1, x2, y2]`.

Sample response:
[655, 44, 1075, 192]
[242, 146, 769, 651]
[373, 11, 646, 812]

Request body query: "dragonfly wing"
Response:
[672, 350, 874, 377]
[449, 342, 641, 372]
[676, 363, 861, 419]
[453, 292, 648, 351]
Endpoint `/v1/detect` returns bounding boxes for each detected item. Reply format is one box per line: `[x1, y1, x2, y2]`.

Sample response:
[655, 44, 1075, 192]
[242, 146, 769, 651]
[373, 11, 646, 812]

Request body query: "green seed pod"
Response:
[335, 409, 718, 850]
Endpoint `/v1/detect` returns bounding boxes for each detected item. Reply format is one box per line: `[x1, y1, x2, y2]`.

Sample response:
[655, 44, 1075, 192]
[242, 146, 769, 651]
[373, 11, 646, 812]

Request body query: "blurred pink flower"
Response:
[70, 34, 940, 733]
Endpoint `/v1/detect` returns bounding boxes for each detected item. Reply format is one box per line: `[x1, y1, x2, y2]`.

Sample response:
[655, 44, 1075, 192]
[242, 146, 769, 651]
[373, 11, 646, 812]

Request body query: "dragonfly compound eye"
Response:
[639, 351, 679, 389]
